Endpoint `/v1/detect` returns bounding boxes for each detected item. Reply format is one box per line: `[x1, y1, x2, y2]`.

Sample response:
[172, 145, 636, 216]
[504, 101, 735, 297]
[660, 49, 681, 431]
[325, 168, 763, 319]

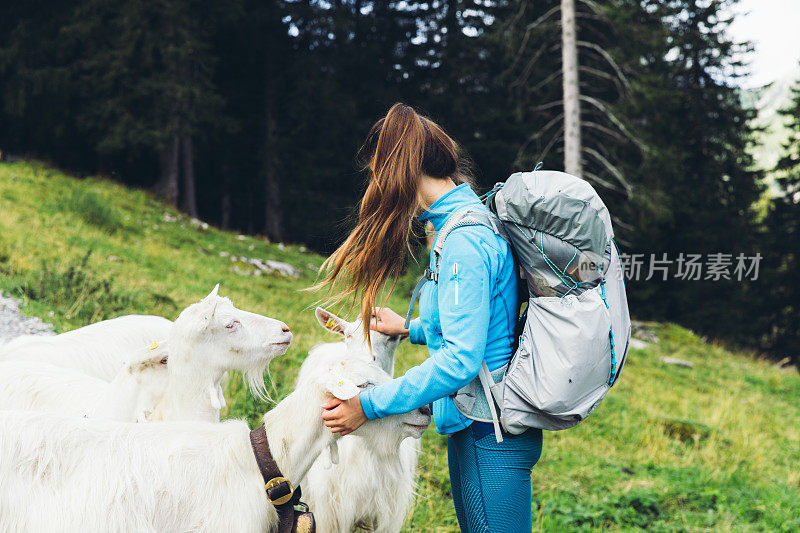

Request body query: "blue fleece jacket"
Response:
[359, 183, 519, 435]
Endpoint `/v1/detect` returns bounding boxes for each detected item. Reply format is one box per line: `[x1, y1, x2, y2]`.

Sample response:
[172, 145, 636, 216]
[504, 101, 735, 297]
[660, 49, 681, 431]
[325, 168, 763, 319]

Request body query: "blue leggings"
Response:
[447, 422, 543, 532]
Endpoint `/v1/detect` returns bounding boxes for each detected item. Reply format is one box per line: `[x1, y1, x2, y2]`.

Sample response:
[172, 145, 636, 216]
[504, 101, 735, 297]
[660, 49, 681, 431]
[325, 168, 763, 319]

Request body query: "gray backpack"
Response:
[406, 170, 631, 442]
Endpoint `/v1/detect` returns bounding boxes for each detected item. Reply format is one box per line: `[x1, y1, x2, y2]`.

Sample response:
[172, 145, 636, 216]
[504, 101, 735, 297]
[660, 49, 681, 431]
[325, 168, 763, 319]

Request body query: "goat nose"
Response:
[281, 324, 291, 333]
[419, 404, 432, 416]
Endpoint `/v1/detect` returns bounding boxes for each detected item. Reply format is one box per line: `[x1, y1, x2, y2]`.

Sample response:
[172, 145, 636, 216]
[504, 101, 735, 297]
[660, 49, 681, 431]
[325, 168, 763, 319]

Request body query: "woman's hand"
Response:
[321, 394, 367, 436]
[363, 307, 409, 337]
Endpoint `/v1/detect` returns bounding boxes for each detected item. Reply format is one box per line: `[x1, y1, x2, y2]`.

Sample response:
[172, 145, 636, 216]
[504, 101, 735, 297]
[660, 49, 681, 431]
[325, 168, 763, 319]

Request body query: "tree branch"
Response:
[526, 5, 561, 32]
[537, 129, 565, 165]
[509, 44, 548, 88]
[611, 213, 636, 232]
[583, 170, 626, 194]
[579, 65, 625, 94]
[533, 114, 565, 141]
[577, 41, 631, 94]
[503, 6, 560, 79]
[578, 0, 605, 16]
[527, 68, 563, 94]
[531, 99, 564, 112]
[513, 114, 564, 167]
[515, 127, 564, 169]
[579, 95, 646, 152]
[583, 148, 631, 194]
[503, 0, 528, 33]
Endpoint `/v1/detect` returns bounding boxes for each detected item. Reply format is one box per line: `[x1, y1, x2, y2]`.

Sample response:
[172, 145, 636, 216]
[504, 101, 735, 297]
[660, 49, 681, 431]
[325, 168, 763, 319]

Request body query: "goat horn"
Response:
[207, 284, 220, 299]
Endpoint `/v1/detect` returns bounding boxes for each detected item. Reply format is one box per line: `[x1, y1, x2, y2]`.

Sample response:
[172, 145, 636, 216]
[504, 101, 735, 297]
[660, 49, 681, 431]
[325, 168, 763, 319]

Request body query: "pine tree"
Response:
[403, 0, 521, 188]
[498, 0, 642, 199]
[59, 0, 223, 212]
[210, 0, 293, 241]
[625, 0, 764, 342]
[762, 79, 800, 363]
[276, 0, 424, 250]
[0, 1, 94, 168]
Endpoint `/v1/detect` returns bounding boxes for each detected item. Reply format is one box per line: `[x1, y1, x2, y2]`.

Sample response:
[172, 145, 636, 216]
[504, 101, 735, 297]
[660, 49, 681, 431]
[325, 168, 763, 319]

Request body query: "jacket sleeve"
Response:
[360, 229, 493, 420]
[408, 318, 426, 345]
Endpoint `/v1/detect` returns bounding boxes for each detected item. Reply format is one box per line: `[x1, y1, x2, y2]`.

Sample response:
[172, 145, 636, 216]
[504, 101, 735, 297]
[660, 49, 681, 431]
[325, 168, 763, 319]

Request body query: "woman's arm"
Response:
[366, 308, 426, 345]
[408, 317, 427, 345]
[359, 228, 494, 420]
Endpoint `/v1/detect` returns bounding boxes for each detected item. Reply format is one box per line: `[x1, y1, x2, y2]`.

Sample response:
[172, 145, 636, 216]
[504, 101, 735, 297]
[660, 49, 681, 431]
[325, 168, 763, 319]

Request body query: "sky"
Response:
[726, 0, 800, 88]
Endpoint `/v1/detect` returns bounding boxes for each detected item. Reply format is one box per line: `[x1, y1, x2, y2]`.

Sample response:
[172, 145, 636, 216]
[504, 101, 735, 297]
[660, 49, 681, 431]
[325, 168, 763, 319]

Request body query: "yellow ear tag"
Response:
[149, 340, 159, 350]
[326, 318, 337, 330]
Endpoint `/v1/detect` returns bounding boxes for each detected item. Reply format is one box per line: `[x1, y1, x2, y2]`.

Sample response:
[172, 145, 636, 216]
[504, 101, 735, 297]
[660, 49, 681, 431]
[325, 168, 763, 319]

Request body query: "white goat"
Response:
[0, 343, 169, 422]
[147, 284, 293, 422]
[0, 339, 430, 531]
[0, 314, 173, 381]
[304, 307, 426, 533]
[0, 286, 291, 423]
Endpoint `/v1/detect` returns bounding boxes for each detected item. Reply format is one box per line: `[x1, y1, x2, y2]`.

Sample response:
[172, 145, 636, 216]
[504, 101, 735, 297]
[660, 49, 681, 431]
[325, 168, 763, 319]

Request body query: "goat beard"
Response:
[244, 362, 272, 402]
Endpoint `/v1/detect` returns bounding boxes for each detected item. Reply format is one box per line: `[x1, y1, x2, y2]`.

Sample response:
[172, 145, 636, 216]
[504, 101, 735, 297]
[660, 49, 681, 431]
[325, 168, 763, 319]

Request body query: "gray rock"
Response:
[631, 320, 660, 343]
[229, 255, 300, 278]
[660, 356, 694, 368]
[629, 338, 650, 350]
[0, 291, 55, 344]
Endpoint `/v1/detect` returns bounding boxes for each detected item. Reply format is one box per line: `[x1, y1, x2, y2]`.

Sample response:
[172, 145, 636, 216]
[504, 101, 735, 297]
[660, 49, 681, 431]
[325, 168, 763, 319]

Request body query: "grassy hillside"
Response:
[1, 161, 798, 531]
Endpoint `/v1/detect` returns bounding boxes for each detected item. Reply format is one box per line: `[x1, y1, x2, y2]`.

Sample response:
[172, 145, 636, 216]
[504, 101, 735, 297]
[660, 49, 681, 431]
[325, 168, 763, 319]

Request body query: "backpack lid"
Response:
[493, 171, 613, 257]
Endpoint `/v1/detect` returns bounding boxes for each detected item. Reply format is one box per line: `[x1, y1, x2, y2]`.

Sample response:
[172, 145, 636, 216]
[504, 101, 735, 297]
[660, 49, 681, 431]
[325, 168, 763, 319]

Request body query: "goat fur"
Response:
[0, 286, 291, 424]
[303, 307, 426, 533]
[146, 285, 292, 422]
[0, 344, 169, 422]
[0, 314, 172, 381]
[0, 339, 429, 532]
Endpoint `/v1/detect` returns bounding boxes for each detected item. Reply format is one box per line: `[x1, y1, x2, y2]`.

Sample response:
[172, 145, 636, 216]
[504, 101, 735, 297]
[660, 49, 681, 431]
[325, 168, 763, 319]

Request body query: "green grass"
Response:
[1, 161, 799, 531]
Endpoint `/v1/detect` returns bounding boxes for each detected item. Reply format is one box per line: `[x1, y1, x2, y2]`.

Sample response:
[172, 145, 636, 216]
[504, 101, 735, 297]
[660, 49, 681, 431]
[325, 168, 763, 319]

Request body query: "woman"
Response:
[319, 103, 542, 532]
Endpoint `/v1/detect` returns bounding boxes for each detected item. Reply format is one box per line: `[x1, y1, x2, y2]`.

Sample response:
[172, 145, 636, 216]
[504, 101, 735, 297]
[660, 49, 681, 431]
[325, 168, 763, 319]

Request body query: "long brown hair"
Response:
[314, 103, 470, 343]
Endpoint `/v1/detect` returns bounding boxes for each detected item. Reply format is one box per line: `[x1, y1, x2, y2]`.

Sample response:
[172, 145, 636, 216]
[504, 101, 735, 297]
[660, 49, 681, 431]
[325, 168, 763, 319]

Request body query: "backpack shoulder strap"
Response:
[429, 207, 509, 444]
[431, 206, 507, 276]
[403, 206, 503, 330]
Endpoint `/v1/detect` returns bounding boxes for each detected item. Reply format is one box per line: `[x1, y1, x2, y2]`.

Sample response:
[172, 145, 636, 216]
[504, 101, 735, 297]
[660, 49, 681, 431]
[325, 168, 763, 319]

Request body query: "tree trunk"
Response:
[221, 190, 231, 229]
[156, 125, 180, 206]
[561, 0, 582, 177]
[221, 163, 232, 229]
[181, 135, 198, 217]
[262, 50, 283, 242]
[247, 192, 255, 235]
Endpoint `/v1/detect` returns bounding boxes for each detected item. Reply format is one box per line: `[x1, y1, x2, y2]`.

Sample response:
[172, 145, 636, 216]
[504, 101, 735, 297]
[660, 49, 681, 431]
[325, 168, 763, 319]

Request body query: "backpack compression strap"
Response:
[479, 359, 504, 443]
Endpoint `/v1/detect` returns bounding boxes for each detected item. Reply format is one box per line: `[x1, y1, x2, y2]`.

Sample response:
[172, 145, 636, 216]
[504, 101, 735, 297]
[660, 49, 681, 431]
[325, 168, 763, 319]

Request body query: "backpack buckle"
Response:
[424, 267, 438, 282]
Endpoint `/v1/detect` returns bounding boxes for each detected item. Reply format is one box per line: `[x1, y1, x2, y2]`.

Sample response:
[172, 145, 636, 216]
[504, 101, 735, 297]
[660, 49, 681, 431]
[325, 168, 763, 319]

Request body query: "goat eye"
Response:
[357, 381, 375, 390]
[226, 320, 240, 330]
[160, 357, 168, 365]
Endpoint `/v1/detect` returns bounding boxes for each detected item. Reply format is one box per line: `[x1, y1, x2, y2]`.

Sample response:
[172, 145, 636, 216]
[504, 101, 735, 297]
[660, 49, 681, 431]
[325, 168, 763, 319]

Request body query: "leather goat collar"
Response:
[249, 425, 315, 533]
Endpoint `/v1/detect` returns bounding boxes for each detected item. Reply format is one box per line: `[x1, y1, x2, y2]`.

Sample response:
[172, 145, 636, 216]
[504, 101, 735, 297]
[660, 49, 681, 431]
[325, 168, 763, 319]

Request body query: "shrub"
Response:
[12, 251, 138, 324]
[61, 188, 121, 233]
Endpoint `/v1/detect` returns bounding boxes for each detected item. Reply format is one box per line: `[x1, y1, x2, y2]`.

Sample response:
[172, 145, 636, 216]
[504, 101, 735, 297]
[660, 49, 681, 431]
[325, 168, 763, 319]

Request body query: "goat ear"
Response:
[324, 370, 359, 400]
[201, 298, 220, 327]
[199, 285, 221, 326]
[315, 307, 348, 337]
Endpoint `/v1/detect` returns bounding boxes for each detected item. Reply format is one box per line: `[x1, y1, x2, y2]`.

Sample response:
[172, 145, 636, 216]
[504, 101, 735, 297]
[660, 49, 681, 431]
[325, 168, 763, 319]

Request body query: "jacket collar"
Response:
[419, 183, 481, 231]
